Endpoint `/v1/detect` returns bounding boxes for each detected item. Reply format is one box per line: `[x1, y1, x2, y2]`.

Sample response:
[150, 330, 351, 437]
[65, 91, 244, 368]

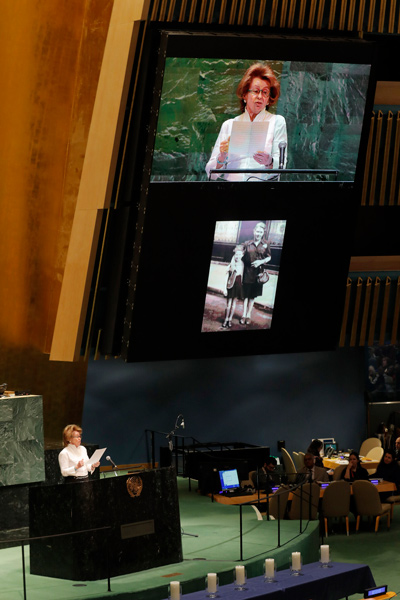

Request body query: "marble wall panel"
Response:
[0, 395, 44, 486]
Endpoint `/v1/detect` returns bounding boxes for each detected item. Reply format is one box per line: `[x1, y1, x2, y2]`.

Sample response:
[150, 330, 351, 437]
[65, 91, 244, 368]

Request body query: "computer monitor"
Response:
[324, 441, 338, 456]
[219, 468, 240, 492]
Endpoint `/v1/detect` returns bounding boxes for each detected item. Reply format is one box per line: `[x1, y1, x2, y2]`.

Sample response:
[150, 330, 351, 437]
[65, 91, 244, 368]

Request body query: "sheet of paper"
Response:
[87, 448, 107, 464]
[227, 121, 269, 165]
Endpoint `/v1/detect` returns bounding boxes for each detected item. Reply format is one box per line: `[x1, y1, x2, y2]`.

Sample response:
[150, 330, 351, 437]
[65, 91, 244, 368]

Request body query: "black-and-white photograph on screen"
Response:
[201, 220, 286, 332]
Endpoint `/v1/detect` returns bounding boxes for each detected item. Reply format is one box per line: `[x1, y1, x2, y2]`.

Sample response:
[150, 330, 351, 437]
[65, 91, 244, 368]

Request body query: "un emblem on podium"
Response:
[126, 475, 143, 498]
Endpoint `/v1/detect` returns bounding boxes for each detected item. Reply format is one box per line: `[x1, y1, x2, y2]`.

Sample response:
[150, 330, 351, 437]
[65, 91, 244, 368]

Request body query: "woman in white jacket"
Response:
[205, 62, 287, 181]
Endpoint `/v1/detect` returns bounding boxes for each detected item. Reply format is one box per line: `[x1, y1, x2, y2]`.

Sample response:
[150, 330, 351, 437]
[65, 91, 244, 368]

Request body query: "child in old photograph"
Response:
[222, 245, 245, 328]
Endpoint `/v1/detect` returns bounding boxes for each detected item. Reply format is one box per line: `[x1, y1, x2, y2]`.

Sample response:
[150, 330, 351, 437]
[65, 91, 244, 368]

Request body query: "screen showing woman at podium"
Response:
[58, 424, 100, 482]
[205, 62, 287, 181]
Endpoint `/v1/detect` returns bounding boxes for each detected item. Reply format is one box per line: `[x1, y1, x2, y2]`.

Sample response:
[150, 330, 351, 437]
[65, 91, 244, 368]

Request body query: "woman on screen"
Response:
[205, 62, 287, 181]
[240, 222, 271, 325]
[58, 424, 100, 483]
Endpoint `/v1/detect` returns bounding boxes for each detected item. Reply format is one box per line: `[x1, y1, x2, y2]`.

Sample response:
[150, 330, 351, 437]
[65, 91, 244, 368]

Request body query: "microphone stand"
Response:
[166, 415, 198, 538]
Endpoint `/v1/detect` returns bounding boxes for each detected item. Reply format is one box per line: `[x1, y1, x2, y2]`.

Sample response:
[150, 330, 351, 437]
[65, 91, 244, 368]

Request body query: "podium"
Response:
[29, 467, 182, 580]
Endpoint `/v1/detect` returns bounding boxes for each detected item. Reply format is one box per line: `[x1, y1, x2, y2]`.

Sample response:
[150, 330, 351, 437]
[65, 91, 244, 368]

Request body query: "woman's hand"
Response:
[93, 461, 100, 468]
[251, 259, 265, 268]
[76, 459, 85, 469]
[253, 151, 273, 167]
[217, 137, 230, 168]
[220, 137, 230, 154]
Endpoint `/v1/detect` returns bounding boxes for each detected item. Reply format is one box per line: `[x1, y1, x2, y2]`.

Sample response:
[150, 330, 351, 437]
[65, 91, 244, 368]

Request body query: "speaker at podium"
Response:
[29, 466, 182, 581]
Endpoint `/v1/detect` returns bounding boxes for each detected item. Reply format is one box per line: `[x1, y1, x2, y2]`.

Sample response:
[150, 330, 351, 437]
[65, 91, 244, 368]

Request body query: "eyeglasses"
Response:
[248, 88, 270, 98]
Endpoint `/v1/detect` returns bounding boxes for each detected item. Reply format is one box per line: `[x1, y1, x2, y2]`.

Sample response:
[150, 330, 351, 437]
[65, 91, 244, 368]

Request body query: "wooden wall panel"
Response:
[0, 0, 113, 442]
[0, 0, 113, 352]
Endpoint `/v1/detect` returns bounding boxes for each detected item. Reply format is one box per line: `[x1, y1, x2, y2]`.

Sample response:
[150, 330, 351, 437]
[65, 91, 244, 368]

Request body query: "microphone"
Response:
[106, 455, 117, 469]
[278, 142, 287, 169]
[181, 418, 185, 429]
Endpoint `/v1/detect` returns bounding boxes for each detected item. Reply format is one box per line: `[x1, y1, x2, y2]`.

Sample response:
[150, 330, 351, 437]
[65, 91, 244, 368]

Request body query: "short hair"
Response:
[63, 424, 82, 447]
[253, 222, 268, 244]
[265, 456, 277, 466]
[304, 452, 315, 461]
[236, 63, 281, 113]
[382, 449, 396, 463]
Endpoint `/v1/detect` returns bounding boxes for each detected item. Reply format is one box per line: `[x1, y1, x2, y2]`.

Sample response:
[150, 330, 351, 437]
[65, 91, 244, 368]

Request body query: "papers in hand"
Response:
[227, 121, 269, 166]
[87, 448, 107, 464]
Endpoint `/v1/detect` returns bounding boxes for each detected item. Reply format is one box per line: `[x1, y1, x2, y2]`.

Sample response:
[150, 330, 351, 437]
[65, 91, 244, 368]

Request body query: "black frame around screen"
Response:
[121, 181, 358, 362]
[142, 28, 377, 188]
[97, 26, 377, 362]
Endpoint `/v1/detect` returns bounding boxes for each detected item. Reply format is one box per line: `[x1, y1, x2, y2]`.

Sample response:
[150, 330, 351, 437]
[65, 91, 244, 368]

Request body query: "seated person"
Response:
[394, 437, 400, 462]
[296, 452, 329, 483]
[251, 456, 280, 493]
[340, 451, 369, 482]
[372, 449, 400, 501]
[307, 439, 324, 467]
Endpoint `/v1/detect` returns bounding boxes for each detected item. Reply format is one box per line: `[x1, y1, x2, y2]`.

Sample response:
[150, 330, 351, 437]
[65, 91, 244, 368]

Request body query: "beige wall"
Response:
[0, 0, 113, 443]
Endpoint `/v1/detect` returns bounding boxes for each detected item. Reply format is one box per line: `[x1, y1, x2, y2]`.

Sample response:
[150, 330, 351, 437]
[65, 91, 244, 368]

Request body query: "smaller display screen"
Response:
[364, 585, 387, 598]
[219, 468, 240, 492]
[324, 442, 338, 456]
[201, 220, 286, 333]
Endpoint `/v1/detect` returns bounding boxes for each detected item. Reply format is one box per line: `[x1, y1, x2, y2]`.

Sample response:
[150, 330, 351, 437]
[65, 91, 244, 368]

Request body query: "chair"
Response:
[248, 470, 257, 488]
[265, 485, 290, 520]
[359, 437, 382, 457]
[321, 480, 351, 536]
[288, 482, 320, 520]
[332, 465, 346, 480]
[292, 452, 304, 471]
[281, 447, 297, 483]
[352, 480, 391, 532]
[386, 494, 400, 519]
[365, 446, 384, 461]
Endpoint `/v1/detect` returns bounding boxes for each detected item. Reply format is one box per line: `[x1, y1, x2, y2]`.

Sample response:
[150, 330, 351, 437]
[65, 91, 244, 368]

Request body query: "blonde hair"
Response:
[63, 424, 82, 447]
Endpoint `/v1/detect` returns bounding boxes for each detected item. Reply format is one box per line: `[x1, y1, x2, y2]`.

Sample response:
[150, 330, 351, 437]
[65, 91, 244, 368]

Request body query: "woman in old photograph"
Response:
[240, 222, 271, 325]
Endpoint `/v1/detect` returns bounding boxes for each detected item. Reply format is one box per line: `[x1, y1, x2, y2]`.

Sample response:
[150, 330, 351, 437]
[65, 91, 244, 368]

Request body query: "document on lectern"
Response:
[227, 121, 269, 165]
[87, 448, 107, 464]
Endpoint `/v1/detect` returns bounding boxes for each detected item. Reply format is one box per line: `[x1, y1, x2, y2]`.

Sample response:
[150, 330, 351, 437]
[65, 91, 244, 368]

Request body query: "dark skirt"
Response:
[227, 275, 243, 299]
[243, 281, 263, 299]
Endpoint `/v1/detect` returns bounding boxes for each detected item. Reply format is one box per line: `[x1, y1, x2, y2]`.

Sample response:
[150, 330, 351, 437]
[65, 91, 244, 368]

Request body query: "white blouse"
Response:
[58, 443, 94, 477]
[205, 109, 287, 181]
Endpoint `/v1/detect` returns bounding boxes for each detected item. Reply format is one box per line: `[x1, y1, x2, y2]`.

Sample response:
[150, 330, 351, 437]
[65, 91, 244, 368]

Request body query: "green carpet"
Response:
[0, 478, 399, 600]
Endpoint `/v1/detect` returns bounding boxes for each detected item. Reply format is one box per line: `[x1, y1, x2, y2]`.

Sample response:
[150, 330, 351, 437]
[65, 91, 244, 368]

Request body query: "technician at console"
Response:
[58, 424, 100, 482]
[205, 62, 287, 181]
[252, 456, 280, 493]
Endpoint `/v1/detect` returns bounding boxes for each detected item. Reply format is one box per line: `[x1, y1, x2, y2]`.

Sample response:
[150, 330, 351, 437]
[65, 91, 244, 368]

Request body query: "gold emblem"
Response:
[126, 475, 143, 498]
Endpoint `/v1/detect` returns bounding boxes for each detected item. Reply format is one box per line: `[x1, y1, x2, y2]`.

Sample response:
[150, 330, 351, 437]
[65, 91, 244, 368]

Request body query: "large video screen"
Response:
[147, 32, 376, 184]
[120, 181, 358, 362]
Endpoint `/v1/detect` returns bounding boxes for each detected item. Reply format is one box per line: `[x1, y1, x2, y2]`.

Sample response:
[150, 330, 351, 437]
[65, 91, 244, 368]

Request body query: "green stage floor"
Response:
[1, 477, 399, 600]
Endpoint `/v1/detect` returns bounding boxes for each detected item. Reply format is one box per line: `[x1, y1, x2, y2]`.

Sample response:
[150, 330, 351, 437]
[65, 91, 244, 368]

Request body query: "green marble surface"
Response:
[151, 58, 370, 182]
[0, 395, 45, 486]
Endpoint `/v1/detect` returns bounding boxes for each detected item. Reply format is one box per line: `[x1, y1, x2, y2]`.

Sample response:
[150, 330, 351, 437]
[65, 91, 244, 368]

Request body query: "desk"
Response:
[323, 457, 379, 471]
[212, 481, 396, 505]
[172, 562, 375, 600]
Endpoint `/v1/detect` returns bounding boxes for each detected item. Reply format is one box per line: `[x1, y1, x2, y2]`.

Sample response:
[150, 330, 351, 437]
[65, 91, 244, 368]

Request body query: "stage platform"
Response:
[0, 477, 320, 600]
